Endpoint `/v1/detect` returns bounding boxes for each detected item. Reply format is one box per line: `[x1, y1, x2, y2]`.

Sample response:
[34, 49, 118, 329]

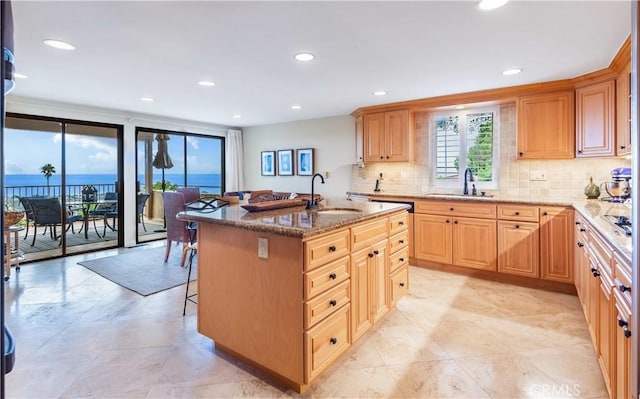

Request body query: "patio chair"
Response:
[177, 187, 200, 203]
[162, 191, 191, 267]
[27, 198, 83, 247]
[87, 192, 118, 238]
[136, 193, 150, 232]
[17, 196, 40, 240]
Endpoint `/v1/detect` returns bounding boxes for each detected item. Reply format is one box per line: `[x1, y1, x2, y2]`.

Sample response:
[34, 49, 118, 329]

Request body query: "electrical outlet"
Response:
[258, 237, 268, 259]
[324, 171, 330, 179]
[530, 170, 547, 181]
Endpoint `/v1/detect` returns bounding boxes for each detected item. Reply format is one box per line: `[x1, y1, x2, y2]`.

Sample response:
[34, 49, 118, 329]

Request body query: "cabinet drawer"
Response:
[497, 205, 539, 222]
[305, 229, 350, 271]
[388, 212, 409, 236]
[304, 280, 351, 330]
[389, 229, 409, 254]
[613, 251, 632, 306]
[304, 255, 350, 300]
[305, 304, 350, 382]
[389, 246, 409, 274]
[351, 218, 387, 251]
[414, 200, 496, 219]
[389, 266, 409, 308]
[588, 228, 614, 278]
[574, 212, 589, 242]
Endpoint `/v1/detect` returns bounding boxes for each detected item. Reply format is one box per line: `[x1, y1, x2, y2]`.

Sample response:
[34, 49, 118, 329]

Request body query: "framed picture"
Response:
[261, 151, 276, 176]
[277, 149, 294, 176]
[296, 148, 314, 176]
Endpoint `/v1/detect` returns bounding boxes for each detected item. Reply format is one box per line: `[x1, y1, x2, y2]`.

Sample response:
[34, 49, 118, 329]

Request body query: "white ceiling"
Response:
[8, 1, 631, 128]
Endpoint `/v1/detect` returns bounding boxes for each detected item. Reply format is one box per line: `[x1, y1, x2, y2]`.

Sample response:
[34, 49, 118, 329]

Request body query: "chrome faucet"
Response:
[308, 173, 325, 209]
[463, 168, 474, 195]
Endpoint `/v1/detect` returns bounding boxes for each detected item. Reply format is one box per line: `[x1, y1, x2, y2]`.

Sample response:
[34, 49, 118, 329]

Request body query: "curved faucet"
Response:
[308, 173, 325, 209]
[463, 168, 474, 195]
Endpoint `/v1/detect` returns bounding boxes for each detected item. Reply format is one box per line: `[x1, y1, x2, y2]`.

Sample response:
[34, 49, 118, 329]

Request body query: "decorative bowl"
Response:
[3, 211, 24, 228]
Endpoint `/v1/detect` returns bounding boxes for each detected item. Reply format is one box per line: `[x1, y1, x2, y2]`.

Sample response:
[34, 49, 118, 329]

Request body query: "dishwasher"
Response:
[369, 198, 414, 213]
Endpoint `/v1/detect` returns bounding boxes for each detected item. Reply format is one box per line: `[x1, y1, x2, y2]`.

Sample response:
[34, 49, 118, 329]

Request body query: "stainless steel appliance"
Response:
[603, 214, 632, 236]
[601, 167, 632, 202]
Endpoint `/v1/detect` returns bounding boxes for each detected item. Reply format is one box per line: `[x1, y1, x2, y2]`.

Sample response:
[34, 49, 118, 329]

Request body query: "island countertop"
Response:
[177, 200, 410, 238]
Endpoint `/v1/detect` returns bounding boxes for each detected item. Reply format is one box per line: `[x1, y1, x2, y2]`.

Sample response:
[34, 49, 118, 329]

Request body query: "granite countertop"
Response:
[177, 200, 410, 239]
[348, 191, 633, 261]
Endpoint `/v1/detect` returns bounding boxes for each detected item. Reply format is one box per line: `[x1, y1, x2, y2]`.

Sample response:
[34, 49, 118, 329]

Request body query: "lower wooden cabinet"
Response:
[389, 266, 409, 308]
[498, 220, 539, 277]
[597, 271, 614, 395]
[613, 290, 633, 399]
[414, 214, 452, 264]
[304, 304, 351, 381]
[540, 207, 574, 283]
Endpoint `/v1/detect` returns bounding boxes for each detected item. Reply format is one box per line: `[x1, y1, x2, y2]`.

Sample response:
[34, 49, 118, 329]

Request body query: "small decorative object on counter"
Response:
[584, 176, 600, 199]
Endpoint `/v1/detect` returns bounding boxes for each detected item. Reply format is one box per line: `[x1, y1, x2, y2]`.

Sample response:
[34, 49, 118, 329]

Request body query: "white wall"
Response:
[6, 96, 232, 247]
[243, 115, 355, 202]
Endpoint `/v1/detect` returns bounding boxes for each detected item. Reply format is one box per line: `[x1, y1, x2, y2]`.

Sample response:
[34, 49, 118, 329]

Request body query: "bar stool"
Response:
[183, 241, 197, 316]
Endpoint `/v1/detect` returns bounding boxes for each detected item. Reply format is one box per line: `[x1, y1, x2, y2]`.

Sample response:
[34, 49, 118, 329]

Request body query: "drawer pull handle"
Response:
[575, 221, 581, 225]
[399, 240, 404, 244]
[454, 221, 458, 224]
[519, 152, 524, 157]
[329, 273, 337, 280]
[373, 250, 379, 255]
[399, 258, 405, 262]
[329, 299, 337, 307]
[624, 326, 631, 338]
[399, 221, 404, 225]
[328, 245, 337, 252]
[620, 145, 626, 150]
[330, 337, 338, 345]
[515, 225, 520, 229]
[368, 253, 374, 258]
[618, 316, 628, 327]
[577, 242, 584, 248]
[515, 212, 520, 215]
[446, 220, 450, 223]
[450, 207, 454, 211]
[542, 212, 548, 216]
[619, 284, 631, 293]
[580, 228, 586, 232]
[591, 268, 600, 277]
[399, 282, 405, 287]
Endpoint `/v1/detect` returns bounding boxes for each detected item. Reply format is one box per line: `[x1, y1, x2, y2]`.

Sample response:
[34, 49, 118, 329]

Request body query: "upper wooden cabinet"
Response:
[576, 80, 616, 157]
[616, 62, 631, 156]
[354, 115, 364, 163]
[363, 110, 412, 163]
[516, 91, 575, 159]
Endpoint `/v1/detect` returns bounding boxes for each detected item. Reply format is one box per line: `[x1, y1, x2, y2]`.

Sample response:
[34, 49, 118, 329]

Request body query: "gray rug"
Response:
[78, 245, 196, 296]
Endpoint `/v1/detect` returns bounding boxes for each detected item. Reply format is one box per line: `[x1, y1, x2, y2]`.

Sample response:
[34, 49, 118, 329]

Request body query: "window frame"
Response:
[430, 106, 500, 191]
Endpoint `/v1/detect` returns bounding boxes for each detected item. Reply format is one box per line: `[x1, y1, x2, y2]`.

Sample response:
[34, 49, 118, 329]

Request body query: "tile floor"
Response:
[4, 245, 608, 398]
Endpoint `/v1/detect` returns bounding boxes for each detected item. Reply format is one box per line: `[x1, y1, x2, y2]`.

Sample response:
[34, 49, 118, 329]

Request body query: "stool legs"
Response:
[183, 247, 197, 316]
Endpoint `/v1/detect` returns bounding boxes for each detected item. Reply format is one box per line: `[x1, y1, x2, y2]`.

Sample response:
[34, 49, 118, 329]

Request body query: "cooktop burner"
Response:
[603, 214, 632, 236]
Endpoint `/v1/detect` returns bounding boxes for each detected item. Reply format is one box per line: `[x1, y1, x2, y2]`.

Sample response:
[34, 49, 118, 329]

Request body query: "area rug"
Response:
[78, 245, 196, 296]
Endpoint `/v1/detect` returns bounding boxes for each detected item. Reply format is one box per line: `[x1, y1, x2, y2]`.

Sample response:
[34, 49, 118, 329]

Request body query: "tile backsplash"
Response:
[351, 104, 632, 201]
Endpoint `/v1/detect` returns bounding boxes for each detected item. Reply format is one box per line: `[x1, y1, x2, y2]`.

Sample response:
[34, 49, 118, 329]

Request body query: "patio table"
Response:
[67, 200, 117, 239]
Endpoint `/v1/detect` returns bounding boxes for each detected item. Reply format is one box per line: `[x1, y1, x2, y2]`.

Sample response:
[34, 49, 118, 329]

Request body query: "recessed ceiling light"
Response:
[478, 0, 509, 11]
[291, 105, 302, 110]
[43, 39, 76, 50]
[198, 80, 216, 87]
[294, 52, 315, 62]
[502, 68, 523, 76]
[140, 97, 155, 102]
[373, 91, 388, 96]
[232, 114, 242, 119]
[13, 72, 27, 79]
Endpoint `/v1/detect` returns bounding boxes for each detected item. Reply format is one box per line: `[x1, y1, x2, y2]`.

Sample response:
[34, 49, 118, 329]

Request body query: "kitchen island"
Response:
[178, 200, 410, 393]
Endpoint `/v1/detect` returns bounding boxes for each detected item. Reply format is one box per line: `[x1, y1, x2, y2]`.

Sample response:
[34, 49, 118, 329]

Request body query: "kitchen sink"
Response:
[316, 208, 362, 215]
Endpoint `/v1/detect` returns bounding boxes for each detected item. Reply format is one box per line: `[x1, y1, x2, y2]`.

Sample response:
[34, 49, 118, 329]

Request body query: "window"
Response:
[433, 107, 499, 189]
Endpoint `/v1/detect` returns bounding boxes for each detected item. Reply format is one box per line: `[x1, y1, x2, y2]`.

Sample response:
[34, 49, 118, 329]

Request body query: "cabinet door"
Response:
[597, 272, 614, 396]
[616, 62, 632, 156]
[576, 80, 616, 157]
[355, 115, 364, 163]
[587, 257, 599, 344]
[351, 248, 372, 342]
[613, 290, 632, 399]
[497, 221, 539, 277]
[363, 112, 385, 163]
[516, 91, 575, 159]
[540, 207, 574, 283]
[385, 110, 410, 161]
[414, 214, 452, 264]
[452, 217, 497, 271]
[370, 240, 389, 323]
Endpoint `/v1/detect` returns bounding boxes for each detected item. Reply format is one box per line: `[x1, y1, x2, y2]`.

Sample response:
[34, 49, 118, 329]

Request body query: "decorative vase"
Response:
[584, 176, 600, 199]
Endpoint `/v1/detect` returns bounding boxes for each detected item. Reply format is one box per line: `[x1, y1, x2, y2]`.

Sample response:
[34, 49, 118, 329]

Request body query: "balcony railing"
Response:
[4, 184, 117, 210]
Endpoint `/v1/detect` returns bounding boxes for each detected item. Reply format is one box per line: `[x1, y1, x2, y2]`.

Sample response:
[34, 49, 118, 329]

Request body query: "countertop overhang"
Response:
[177, 200, 410, 238]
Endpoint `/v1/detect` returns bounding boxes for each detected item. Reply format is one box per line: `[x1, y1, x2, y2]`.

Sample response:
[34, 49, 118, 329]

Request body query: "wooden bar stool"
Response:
[183, 241, 197, 315]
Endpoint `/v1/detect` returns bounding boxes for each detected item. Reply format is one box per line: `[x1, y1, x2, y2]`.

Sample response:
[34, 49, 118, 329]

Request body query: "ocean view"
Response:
[5, 174, 222, 192]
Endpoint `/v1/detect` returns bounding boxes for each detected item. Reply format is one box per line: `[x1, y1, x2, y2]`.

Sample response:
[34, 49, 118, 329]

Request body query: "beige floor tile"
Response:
[369, 322, 450, 365]
[308, 365, 405, 398]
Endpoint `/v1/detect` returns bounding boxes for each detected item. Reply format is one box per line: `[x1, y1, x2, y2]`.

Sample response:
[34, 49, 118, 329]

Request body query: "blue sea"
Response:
[5, 174, 222, 193]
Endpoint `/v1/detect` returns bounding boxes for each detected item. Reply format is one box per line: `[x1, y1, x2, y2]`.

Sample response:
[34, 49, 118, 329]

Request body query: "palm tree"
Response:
[40, 163, 56, 196]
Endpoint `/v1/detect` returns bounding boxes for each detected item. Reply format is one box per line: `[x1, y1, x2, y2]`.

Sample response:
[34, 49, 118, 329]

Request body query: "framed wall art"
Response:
[296, 148, 314, 176]
[261, 151, 276, 176]
[277, 149, 294, 176]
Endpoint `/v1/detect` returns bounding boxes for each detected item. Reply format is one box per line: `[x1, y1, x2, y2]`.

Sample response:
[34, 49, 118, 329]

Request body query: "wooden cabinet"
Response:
[597, 269, 614, 396]
[516, 91, 575, 159]
[540, 207, 574, 283]
[616, 61, 632, 156]
[613, 289, 632, 399]
[576, 80, 616, 157]
[304, 304, 350, 381]
[363, 110, 411, 162]
[414, 202, 496, 272]
[497, 220, 539, 277]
